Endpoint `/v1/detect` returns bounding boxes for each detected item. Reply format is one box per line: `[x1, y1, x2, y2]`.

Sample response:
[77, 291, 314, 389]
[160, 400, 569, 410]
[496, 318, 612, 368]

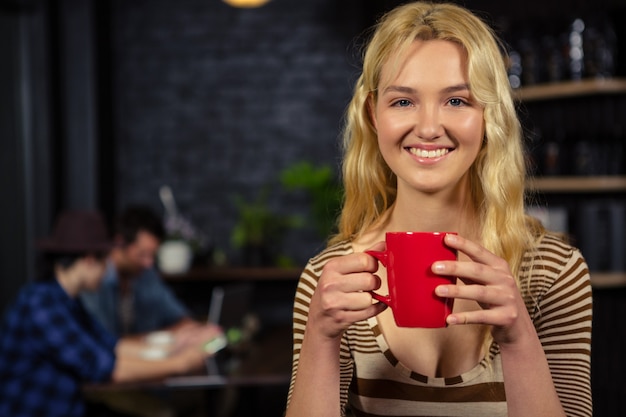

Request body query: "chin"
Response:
[413, 182, 447, 194]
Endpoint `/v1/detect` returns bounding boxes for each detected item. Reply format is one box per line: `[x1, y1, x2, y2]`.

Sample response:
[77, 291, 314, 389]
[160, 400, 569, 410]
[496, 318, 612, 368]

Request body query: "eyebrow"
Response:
[382, 83, 470, 95]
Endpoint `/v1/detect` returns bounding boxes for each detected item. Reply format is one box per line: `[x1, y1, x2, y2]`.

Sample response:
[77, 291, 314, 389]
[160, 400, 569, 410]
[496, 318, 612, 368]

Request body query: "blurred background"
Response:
[2, 0, 626, 415]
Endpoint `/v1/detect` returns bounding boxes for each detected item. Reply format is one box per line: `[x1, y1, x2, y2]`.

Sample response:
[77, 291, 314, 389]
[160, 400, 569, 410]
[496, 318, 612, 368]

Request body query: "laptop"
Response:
[205, 283, 254, 375]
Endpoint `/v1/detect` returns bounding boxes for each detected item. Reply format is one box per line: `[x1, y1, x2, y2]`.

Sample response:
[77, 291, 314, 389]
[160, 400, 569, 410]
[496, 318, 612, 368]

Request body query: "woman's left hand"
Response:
[433, 233, 532, 346]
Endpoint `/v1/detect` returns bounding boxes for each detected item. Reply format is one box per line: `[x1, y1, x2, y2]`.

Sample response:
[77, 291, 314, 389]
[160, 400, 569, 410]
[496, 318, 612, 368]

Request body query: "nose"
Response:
[414, 104, 443, 140]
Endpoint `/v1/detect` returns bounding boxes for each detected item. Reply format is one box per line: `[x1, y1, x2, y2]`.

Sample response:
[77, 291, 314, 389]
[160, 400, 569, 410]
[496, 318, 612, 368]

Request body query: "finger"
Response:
[319, 271, 382, 297]
[434, 260, 515, 287]
[321, 288, 382, 312]
[328, 301, 388, 326]
[436, 282, 515, 307]
[447, 306, 518, 327]
[443, 234, 510, 272]
[324, 251, 381, 277]
[446, 312, 471, 326]
[447, 309, 488, 326]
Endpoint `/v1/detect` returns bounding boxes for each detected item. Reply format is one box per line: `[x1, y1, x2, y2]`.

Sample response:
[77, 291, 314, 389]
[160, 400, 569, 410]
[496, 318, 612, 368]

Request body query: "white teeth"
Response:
[409, 148, 450, 158]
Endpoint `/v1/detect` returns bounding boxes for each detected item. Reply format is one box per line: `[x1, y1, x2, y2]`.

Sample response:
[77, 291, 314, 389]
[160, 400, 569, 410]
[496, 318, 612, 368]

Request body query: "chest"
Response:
[376, 306, 487, 378]
[374, 266, 487, 378]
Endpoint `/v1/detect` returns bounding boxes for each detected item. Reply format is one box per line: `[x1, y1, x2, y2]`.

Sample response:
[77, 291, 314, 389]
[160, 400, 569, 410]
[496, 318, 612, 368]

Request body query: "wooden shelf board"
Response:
[591, 272, 626, 289]
[163, 266, 303, 282]
[527, 176, 626, 193]
[515, 78, 626, 101]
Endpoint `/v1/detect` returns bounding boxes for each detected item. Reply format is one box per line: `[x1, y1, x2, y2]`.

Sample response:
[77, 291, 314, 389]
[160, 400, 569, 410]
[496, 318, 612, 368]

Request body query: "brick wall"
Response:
[110, 0, 368, 265]
[108, 0, 626, 268]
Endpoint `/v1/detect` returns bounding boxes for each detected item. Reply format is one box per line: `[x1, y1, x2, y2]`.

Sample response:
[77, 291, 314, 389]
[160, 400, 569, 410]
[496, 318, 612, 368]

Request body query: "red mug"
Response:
[366, 232, 457, 328]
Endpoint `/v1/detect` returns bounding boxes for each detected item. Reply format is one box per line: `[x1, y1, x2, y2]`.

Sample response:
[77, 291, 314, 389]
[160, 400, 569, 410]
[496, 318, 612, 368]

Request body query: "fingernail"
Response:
[447, 315, 458, 325]
[445, 233, 457, 243]
[436, 285, 448, 296]
[433, 262, 446, 272]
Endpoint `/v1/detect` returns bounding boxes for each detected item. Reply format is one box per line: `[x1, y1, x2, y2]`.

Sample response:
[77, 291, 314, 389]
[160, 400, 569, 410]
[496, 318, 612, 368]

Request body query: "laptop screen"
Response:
[206, 283, 254, 375]
[208, 283, 254, 330]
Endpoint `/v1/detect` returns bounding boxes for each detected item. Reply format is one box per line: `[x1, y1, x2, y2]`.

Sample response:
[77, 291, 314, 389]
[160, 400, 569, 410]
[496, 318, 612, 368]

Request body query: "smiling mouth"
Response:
[408, 147, 451, 159]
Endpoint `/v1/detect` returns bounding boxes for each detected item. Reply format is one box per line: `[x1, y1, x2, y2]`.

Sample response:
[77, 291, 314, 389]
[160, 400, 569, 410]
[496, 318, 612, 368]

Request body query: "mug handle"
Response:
[365, 249, 392, 306]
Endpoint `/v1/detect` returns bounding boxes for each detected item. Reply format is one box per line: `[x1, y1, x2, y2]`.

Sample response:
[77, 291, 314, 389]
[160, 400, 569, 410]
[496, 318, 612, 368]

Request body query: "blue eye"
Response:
[393, 99, 412, 107]
[449, 98, 465, 106]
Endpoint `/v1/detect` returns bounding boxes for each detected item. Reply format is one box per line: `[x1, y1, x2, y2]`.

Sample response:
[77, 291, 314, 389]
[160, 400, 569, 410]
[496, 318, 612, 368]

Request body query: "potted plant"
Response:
[230, 187, 302, 266]
[159, 213, 211, 274]
[279, 161, 343, 238]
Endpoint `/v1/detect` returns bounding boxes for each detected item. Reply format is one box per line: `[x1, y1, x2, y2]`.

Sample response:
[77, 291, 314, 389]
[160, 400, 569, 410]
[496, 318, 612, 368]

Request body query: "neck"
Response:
[109, 249, 134, 294]
[388, 181, 479, 238]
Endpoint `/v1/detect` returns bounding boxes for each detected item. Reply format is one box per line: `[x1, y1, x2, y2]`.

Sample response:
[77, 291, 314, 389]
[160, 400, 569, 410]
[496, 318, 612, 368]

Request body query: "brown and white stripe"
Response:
[288, 234, 592, 417]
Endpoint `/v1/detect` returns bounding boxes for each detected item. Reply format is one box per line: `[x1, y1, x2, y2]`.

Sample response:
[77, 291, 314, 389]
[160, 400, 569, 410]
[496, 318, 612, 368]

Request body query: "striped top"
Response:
[288, 233, 592, 417]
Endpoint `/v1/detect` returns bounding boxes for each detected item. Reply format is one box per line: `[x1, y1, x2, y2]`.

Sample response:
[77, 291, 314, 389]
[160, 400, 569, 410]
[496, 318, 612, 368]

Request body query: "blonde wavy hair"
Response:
[330, 1, 544, 282]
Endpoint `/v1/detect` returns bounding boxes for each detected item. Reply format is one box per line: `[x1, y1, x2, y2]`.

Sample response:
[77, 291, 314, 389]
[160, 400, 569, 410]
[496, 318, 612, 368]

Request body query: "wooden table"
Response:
[84, 325, 293, 416]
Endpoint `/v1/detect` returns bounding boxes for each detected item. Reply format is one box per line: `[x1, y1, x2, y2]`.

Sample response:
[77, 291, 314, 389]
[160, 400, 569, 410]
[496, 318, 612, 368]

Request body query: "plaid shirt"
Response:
[0, 280, 117, 417]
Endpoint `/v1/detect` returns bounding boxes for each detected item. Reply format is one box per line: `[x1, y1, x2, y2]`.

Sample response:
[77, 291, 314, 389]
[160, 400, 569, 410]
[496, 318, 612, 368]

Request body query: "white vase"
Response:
[158, 240, 193, 274]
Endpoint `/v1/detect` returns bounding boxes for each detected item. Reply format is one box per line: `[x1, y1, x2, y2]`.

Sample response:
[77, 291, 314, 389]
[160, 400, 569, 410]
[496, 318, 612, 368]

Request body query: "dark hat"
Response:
[36, 210, 114, 254]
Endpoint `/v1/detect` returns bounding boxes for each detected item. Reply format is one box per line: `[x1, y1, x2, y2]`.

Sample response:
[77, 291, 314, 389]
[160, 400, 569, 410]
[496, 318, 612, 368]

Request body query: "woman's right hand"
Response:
[306, 241, 388, 340]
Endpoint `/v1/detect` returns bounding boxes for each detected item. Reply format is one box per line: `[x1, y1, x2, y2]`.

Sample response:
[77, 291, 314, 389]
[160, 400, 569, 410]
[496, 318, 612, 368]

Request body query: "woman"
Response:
[285, 2, 592, 417]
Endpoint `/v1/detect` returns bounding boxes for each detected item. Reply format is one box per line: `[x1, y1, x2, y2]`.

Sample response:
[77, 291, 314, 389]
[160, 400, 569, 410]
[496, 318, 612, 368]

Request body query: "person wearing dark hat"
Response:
[0, 210, 220, 417]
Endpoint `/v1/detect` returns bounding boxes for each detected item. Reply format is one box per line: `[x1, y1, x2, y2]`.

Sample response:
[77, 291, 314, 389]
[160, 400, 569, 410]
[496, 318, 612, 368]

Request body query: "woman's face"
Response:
[370, 39, 484, 196]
